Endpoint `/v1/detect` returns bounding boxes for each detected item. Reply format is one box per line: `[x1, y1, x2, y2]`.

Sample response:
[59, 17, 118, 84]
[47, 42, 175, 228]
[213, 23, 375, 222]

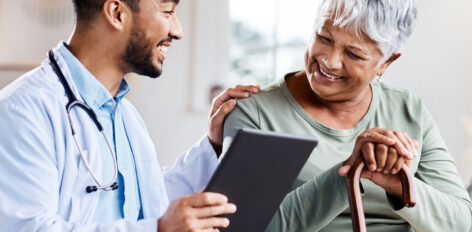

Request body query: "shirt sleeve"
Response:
[389, 106, 472, 232]
[163, 136, 219, 202]
[265, 163, 350, 231]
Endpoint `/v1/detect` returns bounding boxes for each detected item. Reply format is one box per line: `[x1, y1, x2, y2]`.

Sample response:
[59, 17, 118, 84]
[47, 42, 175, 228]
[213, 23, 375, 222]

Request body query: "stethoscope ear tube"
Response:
[49, 50, 78, 104]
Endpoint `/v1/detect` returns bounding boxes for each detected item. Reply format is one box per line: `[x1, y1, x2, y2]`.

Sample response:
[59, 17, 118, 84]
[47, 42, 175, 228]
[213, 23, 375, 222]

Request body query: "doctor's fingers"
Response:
[202, 229, 221, 232]
[208, 99, 237, 145]
[210, 85, 260, 116]
[185, 192, 230, 207]
[192, 217, 230, 230]
[192, 203, 237, 218]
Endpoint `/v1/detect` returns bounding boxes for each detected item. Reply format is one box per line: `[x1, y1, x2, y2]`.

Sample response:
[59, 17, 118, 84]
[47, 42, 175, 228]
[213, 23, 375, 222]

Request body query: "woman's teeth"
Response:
[319, 67, 342, 80]
[158, 45, 168, 53]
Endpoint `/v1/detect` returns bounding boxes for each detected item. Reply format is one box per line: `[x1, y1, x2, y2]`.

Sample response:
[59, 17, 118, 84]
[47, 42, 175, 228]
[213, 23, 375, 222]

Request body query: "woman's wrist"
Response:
[383, 180, 403, 199]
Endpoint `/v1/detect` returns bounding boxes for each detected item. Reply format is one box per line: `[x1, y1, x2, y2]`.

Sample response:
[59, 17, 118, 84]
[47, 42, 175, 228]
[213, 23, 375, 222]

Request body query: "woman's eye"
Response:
[317, 34, 332, 44]
[347, 51, 364, 60]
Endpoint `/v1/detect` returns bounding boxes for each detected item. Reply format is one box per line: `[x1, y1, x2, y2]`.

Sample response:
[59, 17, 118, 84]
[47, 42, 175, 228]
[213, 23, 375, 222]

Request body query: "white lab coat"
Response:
[0, 44, 218, 231]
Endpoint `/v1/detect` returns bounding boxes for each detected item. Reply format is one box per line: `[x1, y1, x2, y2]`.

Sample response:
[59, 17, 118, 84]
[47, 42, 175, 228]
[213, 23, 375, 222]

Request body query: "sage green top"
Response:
[222, 75, 472, 232]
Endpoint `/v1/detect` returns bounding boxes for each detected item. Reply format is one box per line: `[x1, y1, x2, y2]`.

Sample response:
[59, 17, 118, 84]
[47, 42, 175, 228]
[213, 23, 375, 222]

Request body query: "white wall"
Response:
[0, 0, 74, 66]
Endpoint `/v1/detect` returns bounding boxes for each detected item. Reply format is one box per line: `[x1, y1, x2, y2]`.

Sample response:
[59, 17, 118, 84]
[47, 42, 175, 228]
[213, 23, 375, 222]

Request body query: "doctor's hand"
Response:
[158, 192, 237, 232]
[339, 128, 418, 199]
[208, 85, 260, 154]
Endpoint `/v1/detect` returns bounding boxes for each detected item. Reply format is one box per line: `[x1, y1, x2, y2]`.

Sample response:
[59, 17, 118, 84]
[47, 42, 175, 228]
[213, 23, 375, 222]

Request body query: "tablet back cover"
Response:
[205, 128, 318, 232]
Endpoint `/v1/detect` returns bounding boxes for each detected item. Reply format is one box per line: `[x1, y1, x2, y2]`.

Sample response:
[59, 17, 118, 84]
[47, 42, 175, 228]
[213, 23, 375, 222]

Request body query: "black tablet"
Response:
[205, 128, 318, 232]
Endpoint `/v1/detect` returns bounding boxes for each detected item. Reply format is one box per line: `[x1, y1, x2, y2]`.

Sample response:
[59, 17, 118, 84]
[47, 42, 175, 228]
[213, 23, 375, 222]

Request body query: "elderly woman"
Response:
[223, 0, 472, 231]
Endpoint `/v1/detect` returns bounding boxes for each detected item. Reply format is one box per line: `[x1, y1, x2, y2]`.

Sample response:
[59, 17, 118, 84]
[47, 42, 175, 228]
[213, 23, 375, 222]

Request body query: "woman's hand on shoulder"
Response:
[338, 128, 418, 198]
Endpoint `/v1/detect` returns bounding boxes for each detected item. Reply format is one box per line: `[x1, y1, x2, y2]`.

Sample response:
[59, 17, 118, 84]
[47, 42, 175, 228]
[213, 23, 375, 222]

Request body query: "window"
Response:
[228, 0, 320, 86]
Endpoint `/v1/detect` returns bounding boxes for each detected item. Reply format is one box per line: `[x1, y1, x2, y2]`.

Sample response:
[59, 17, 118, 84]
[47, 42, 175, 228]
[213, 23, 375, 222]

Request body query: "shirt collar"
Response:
[56, 43, 130, 109]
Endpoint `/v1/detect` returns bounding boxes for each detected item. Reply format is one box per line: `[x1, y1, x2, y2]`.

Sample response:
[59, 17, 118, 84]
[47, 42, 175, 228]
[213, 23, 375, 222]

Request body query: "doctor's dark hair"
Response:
[72, 0, 140, 24]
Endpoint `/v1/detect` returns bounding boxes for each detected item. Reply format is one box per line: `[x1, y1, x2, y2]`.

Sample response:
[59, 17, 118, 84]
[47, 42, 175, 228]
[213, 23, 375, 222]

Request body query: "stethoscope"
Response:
[48, 50, 119, 193]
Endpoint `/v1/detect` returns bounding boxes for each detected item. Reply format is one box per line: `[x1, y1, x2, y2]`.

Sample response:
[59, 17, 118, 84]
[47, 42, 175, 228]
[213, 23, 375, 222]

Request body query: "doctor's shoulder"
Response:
[0, 63, 68, 123]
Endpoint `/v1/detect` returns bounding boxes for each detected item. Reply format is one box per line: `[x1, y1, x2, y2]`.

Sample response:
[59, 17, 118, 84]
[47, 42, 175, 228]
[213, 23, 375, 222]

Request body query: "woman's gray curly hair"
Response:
[315, 0, 418, 58]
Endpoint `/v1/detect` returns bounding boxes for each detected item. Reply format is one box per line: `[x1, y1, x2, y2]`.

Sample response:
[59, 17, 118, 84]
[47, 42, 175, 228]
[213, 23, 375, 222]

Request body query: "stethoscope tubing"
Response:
[48, 50, 119, 193]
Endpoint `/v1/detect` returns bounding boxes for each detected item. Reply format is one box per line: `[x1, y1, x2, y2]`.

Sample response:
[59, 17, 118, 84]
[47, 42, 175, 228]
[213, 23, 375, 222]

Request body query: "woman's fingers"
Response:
[391, 156, 405, 174]
[359, 131, 396, 145]
[402, 131, 418, 157]
[375, 144, 389, 171]
[340, 131, 396, 176]
[383, 147, 398, 174]
[353, 131, 395, 157]
[341, 128, 418, 176]
[362, 142, 376, 171]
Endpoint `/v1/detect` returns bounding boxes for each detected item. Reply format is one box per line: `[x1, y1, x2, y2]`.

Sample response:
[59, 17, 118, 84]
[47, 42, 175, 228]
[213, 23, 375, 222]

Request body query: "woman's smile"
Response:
[317, 62, 346, 81]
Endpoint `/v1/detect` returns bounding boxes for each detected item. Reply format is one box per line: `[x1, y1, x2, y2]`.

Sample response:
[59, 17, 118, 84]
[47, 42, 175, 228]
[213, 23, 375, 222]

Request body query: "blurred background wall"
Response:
[0, 0, 471, 189]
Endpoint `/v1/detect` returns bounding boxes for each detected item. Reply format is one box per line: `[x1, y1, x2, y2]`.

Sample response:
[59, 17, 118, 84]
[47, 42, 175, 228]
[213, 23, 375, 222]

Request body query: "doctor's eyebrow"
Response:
[162, 0, 180, 3]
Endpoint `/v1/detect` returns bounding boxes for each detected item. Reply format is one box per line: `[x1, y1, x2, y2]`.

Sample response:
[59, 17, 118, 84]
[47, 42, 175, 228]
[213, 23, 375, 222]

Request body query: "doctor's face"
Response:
[122, 0, 183, 78]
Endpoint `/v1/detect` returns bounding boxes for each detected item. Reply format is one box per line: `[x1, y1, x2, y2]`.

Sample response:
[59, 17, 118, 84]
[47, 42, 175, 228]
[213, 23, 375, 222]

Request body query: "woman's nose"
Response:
[322, 52, 343, 70]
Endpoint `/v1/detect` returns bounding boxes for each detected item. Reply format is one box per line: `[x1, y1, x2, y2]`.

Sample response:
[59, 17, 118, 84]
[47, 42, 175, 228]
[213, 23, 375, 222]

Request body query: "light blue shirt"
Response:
[0, 42, 219, 231]
[57, 45, 142, 224]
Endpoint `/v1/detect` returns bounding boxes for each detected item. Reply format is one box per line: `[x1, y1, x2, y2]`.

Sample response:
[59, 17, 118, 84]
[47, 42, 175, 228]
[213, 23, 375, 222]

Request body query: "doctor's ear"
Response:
[102, 0, 132, 30]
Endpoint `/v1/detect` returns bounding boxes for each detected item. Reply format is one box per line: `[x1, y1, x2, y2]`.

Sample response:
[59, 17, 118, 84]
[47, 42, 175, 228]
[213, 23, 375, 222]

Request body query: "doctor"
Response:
[0, 0, 260, 231]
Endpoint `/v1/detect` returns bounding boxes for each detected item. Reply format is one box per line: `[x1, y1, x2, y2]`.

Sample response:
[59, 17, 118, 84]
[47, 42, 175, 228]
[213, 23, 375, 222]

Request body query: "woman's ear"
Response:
[102, 0, 132, 31]
[377, 52, 402, 76]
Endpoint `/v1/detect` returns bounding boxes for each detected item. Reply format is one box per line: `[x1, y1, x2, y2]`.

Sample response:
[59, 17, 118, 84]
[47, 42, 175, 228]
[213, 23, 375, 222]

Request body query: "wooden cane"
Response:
[347, 159, 416, 232]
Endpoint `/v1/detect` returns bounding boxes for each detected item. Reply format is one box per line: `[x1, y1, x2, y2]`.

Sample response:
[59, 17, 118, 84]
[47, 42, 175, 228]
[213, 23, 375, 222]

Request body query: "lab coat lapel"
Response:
[121, 103, 169, 219]
[50, 45, 102, 223]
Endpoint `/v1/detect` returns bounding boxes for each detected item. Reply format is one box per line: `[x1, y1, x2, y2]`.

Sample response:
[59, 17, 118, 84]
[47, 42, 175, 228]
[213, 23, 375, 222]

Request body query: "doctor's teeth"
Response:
[159, 46, 168, 53]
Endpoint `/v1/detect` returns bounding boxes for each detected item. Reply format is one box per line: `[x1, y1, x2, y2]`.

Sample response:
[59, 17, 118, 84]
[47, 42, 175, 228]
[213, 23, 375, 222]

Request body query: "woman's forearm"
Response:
[265, 163, 350, 231]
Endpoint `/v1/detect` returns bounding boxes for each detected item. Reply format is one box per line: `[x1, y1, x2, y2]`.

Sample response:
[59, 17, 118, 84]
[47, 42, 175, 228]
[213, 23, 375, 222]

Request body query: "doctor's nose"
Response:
[170, 16, 183, 40]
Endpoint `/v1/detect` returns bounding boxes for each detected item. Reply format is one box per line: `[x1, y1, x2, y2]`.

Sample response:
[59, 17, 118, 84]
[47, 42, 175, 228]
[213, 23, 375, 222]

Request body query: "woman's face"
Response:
[305, 20, 388, 101]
